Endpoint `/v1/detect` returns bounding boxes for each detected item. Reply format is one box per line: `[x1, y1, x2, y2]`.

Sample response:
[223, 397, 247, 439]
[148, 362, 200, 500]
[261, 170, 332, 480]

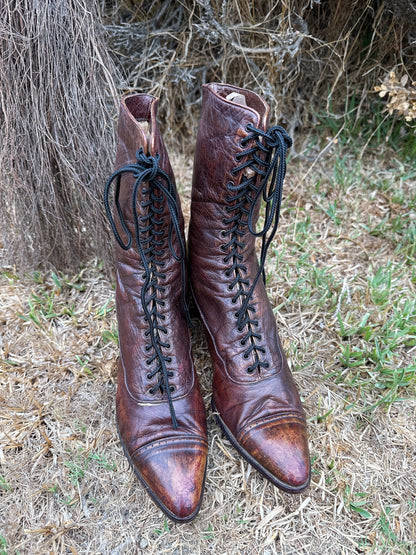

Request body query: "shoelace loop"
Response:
[104, 147, 191, 428]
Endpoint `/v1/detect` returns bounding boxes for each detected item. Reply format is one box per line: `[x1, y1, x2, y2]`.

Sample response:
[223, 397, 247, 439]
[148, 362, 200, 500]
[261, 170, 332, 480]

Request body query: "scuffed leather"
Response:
[189, 83, 310, 492]
[112, 94, 207, 521]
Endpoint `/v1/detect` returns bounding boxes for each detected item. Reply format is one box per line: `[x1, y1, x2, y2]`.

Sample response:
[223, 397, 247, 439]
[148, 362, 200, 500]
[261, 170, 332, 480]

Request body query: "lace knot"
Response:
[264, 125, 293, 150]
[134, 149, 160, 181]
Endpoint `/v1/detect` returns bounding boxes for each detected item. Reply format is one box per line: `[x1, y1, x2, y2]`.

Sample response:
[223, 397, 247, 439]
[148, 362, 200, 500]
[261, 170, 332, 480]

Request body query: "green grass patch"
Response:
[318, 93, 416, 162]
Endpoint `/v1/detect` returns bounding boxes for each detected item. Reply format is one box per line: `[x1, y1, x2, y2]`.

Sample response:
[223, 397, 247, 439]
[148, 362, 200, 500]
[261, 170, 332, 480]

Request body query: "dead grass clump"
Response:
[102, 0, 416, 143]
[0, 0, 119, 272]
[2, 1, 415, 274]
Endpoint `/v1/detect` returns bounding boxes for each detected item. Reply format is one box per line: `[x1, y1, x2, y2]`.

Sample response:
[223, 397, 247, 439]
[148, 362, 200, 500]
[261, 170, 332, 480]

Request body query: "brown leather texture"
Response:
[188, 83, 310, 492]
[111, 94, 207, 522]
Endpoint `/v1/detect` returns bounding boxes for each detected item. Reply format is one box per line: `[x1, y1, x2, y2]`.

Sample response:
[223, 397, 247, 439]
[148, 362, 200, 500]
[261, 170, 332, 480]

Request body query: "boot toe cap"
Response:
[239, 416, 310, 492]
[131, 438, 207, 522]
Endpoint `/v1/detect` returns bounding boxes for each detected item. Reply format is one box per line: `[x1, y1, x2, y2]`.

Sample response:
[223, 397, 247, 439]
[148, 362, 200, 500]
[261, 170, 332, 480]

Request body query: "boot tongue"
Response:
[226, 92, 247, 106]
[225, 90, 268, 129]
[138, 121, 150, 153]
[139, 120, 149, 134]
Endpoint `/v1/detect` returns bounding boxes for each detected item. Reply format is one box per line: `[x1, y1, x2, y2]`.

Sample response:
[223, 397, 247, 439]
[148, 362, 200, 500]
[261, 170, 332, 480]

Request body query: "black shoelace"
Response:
[104, 147, 191, 428]
[221, 123, 292, 373]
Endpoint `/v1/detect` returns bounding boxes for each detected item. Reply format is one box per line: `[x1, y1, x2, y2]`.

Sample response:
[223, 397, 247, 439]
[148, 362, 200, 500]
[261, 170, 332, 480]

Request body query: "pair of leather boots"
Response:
[104, 83, 310, 523]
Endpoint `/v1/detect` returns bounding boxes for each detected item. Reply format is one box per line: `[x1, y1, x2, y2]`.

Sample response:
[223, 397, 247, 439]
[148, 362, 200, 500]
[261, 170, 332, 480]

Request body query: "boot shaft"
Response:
[189, 83, 294, 380]
[189, 83, 292, 325]
[192, 83, 269, 207]
[105, 93, 191, 410]
[190, 83, 285, 263]
[109, 94, 186, 289]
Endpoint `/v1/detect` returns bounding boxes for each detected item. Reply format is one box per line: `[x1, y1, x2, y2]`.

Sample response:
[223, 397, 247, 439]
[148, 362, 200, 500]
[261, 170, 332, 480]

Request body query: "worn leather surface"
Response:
[112, 94, 207, 521]
[188, 83, 310, 492]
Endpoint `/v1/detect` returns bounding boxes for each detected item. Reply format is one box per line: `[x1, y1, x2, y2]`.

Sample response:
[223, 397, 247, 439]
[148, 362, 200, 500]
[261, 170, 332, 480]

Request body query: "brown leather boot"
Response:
[189, 83, 310, 493]
[104, 94, 208, 522]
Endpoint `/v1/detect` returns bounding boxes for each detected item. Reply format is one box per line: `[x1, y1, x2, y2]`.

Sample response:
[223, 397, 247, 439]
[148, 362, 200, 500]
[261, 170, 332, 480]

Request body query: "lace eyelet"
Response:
[240, 339, 246, 346]
[231, 298, 237, 304]
[145, 345, 151, 352]
[165, 356, 172, 363]
[145, 359, 152, 366]
[146, 372, 152, 379]
[235, 153, 242, 161]
[148, 389, 155, 396]
[220, 229, 227, 237]
[243, 352, 250, 360]
[247, 367, 254, 374]
[237, 325, 243, 332]
[220, 244, 227, 252]
[228, 284, 234, 290]
[264, 362, 270, 369]
[169, 385, 175, 393]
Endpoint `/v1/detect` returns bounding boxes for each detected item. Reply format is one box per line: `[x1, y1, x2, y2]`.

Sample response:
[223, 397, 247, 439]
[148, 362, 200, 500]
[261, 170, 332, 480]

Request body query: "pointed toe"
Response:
[131, 439, 207, 522]
[239, 416, 310, 492]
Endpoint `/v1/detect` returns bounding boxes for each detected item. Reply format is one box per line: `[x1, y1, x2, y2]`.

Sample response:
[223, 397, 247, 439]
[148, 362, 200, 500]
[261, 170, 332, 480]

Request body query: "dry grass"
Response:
[0, 0, 119, 272]
[1, 141, 415, 554]
[1, 0, 415, 275]
[103, 0, 416, 144]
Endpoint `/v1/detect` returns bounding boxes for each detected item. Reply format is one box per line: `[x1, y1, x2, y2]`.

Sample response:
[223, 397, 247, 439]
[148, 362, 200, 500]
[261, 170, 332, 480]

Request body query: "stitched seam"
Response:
[133, 436, 208, 457]
[237, 412, 306, 443]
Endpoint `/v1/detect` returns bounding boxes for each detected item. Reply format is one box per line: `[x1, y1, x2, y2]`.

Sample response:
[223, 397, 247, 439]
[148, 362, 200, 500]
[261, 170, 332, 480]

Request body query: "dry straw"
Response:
[0, 0, 415, 273]
[103, 0, 416, 143]
[0, 0, 119, 272]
